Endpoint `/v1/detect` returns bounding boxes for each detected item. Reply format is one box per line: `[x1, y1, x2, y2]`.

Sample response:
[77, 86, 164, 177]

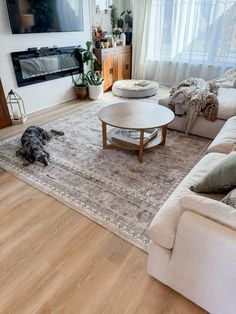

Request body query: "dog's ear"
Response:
[16, 148, 24, 157]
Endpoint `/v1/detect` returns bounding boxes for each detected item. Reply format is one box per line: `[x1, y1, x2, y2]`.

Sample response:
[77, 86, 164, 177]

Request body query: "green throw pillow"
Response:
[190, 152, 236, 193]
[222, 188, 236, 209]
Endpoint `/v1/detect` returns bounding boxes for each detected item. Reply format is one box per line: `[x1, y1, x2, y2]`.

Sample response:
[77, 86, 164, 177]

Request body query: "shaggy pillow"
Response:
[222, 188, 236, 209]
[190, 152, 236, 193]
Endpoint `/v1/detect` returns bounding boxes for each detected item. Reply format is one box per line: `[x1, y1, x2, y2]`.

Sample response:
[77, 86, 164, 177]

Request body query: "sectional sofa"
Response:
[148, 92, 236, 314]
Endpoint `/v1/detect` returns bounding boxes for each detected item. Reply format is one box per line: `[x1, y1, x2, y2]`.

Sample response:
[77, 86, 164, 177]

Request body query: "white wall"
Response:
[0, 0, 91, 114]
[91, 1, 112, 34]
[91, 0, 133, 35]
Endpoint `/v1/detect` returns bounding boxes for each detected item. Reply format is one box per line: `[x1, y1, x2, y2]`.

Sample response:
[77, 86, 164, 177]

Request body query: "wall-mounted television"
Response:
[6, 0, 84, 34]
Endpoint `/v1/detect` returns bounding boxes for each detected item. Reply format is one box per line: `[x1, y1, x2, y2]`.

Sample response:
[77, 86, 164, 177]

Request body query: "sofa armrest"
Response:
[168, 211, 236, 314]
[179, 195, 236, 231]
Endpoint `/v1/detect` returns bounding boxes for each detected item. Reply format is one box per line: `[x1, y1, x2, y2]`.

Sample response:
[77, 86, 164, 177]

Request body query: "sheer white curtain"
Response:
[132, 0, 236, 85]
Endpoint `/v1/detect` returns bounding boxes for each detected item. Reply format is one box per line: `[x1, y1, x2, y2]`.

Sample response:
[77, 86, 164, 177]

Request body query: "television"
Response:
[6, 0, 84, 34]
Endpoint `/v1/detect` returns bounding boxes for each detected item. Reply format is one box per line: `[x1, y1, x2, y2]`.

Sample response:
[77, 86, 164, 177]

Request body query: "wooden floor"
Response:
[0, 94, 206, 314]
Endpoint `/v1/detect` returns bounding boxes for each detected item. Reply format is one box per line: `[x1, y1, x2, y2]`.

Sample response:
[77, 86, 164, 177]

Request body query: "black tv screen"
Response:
[6, 0, 84, 34]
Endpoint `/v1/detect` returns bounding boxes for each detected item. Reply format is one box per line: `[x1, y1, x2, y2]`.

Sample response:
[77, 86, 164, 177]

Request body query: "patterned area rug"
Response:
[0, 99, 210, 251]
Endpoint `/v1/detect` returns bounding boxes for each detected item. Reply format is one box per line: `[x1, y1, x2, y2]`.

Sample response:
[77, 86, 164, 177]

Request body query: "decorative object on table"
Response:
[92, 24, 106, 42]
[112, 27, 122, 41]
[120, 32, 126, 46]
[71, 41, 97, 99]
[95, 40, 101, 48]
[7, 89, 27, 125]
[0, 98, 209, 251]
[102, 38, 110, 48]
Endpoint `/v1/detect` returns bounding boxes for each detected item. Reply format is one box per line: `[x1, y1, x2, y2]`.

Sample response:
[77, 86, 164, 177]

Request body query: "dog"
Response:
[16, 126, 64, 166]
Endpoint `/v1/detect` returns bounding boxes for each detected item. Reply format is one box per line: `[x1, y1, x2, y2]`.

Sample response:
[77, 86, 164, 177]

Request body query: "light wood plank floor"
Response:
[0, 94, 206, 314]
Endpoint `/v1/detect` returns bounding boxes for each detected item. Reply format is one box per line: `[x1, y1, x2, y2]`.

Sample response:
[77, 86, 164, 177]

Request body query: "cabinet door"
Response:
[0, 80, 11, 129]
[121, 46, 132, 79]
[101, 50, 114, 91]
[102, 48, 120, 91]
[112, 49, 119, 83]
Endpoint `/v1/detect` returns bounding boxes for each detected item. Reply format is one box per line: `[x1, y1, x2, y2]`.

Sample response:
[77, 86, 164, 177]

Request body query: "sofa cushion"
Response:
[148, 152, 226, 249]
[217, 88, 236, 120]
[222, 188, 236, 209]
[180, 195, 236, 231]
[190, 152, 236, 193]
[207, 116, 236, 154]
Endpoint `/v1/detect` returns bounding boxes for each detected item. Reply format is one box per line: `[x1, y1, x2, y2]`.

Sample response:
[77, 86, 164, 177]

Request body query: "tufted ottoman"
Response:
[112, 79, 159, 98]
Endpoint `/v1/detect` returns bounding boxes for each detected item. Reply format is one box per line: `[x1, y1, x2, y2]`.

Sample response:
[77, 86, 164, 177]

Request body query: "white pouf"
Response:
[112, 79, 159, 98]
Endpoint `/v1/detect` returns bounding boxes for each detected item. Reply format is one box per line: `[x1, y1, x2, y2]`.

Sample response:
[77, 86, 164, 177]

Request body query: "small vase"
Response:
[104, 42, 110, 48]
[120, 33, 126, 46]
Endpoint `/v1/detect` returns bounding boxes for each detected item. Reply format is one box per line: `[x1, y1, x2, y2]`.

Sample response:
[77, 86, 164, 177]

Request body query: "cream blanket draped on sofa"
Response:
[169, 78, 219, 134]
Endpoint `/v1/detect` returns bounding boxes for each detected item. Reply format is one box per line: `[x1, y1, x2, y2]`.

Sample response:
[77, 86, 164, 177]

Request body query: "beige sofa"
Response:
[158, 88, 236, 139]
[148, 116, 236, 314]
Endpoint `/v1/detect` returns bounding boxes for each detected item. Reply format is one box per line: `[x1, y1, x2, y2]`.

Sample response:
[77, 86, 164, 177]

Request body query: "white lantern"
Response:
[7, 89, 27, 125]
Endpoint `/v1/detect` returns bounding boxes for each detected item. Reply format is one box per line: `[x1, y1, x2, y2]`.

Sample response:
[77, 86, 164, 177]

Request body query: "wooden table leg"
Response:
[102, 121, 107, 149]
[161, 125, 167, 146]
[139, 130, 144, 163]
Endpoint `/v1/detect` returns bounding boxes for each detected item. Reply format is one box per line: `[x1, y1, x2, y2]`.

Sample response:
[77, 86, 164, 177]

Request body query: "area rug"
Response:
[0, 99, 210, 251]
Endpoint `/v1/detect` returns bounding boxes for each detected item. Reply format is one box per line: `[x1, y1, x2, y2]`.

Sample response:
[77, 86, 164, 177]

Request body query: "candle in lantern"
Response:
[12, 107, 21, 120]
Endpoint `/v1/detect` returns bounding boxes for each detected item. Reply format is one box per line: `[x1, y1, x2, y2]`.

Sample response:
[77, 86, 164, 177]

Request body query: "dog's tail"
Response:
[50, 129, 65, 136]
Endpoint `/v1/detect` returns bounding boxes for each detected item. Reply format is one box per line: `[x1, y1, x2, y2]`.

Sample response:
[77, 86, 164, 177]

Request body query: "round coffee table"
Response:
[98, 101, 174, 162]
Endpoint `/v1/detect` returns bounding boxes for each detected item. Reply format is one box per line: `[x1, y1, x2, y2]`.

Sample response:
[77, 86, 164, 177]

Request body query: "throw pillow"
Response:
[222, 188, 236, 209]
[190, 152, 236, 193]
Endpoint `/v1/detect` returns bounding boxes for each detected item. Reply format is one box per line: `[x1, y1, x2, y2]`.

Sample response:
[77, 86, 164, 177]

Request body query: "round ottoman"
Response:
[112, 79, 159, 98]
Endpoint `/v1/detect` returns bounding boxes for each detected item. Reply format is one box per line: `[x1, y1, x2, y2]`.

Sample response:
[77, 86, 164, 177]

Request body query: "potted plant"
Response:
[71, 41, 97, 99]
[84, 69, 104, 100]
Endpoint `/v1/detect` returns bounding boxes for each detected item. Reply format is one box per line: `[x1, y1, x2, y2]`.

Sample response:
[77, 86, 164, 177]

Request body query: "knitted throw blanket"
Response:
[169, 78, 219, 134]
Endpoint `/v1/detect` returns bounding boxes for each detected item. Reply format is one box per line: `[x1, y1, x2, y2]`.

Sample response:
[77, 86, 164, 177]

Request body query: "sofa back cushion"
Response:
[207, 116, 236, 154]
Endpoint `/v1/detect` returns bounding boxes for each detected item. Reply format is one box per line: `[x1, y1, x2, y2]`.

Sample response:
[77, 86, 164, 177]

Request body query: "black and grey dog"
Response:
[16, 126, 64, 166]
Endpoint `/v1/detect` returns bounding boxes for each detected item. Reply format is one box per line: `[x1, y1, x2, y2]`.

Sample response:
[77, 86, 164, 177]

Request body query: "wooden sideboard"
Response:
[94, 45, 132, 92]
[0, 80, 11, 129]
